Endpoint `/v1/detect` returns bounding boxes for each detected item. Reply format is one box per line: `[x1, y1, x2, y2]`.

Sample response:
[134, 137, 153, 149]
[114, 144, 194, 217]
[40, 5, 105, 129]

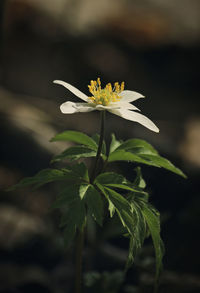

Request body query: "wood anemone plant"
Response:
[8, 78, 186, 293]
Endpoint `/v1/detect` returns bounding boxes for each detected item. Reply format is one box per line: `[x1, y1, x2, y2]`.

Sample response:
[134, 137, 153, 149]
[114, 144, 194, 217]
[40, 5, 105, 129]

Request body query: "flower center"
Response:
[88, 78, 124, 106]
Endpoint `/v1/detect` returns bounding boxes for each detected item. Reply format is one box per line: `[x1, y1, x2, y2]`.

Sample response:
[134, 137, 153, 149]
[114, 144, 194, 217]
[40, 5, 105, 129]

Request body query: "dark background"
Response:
[0, 0, 200, 292]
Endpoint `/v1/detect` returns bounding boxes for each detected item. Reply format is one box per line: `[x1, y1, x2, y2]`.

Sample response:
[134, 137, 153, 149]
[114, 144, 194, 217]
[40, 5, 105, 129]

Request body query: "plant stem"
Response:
[90, 110, 105, 183]
[75, 228, 85, 293]
[75, 111, 105, 293]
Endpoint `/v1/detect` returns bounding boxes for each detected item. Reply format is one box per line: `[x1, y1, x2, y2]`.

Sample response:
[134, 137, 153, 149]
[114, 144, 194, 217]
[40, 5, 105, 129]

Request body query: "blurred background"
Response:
[0, 0, 200, 292]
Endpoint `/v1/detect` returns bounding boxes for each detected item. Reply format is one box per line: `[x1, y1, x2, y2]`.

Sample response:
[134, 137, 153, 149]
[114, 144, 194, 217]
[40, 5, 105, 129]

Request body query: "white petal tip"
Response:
[53, 80, 62, 84]
[146, 124, 159, 133]
[154, 128, 160, 133]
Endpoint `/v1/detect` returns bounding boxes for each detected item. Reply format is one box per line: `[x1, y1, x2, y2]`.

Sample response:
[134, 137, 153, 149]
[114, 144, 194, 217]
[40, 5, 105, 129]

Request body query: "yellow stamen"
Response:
[88, 78, 125, 106]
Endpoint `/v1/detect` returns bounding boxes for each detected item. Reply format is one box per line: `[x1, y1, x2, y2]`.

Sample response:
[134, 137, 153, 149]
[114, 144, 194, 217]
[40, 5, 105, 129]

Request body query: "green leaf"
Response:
[62, 198, 86, 247]
[108, 150, 149, 165]
[96, 183, 115, 217]
[60, 198, 86, 230]
[109, 133, 122, 154]
[103, 183, 147, 196]
[104, 186, 131, 211]
[140, 154, 186, 178]
[51, 146, 96, 162]
[108, 150, 186, 178]
[79, 184, 90, 199]
[126, 200, 147, 270]
[116, 138, 158, 155]
[51, 185, 81, 209]
[51, 130, 98, 150]
[104, 183, 138, 192]
[85, 185, 104, 226]
[97, 182, 148, 271]
[52, 184, 86, 247]
[95, 172, 127, 185]
[102, 186, 135, 235]
[7, 168, 78, 191]
[51, 184, 89, 247]
[70, 162, 89, 181]
[142, 205, 164, 284]
[95, 172, 147, 195]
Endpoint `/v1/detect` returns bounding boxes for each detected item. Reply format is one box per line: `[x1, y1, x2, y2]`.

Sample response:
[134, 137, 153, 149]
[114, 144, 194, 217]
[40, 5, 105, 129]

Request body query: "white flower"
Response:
[54, 78, 159, 133]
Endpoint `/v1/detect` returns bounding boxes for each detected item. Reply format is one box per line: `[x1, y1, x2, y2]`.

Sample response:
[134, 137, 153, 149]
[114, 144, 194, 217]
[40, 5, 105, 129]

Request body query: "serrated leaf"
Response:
[51, 146, 96, 162]
[79, 184, 90, 199]
[142, 205, 164, 285]
[140, 154, 186, 178]
[95, 172, 147, 195]
[125, 200, 147, 270]
[116, 138, 158, 155]
[108, 150, 149, 165]
[51, 185, 80, 209]
[7, 168, 78, 191]
[109, 133, 122, 154]
[70, 162, 89, 181]
[51, 184, 87, 247]
[102, 186, 135, 235]
[103, 187, 130, 211]
[108, 150, 186, 178]
[95, 172, 127, 185]
[61, 198, 86, 247]
[51, 130, 98, 150]
[60, 198, 86, 229]
[104, 183, 147, 194]
[96, 183, 115, 217]
[85, 185, 103, 226]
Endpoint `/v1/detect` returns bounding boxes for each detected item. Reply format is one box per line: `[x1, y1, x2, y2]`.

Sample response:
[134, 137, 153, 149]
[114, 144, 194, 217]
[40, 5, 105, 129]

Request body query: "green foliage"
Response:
[85, 185, 103, 226]
[7, 168, 78, 190]
[142, 205, 164, 283]
[61, 196, 86, 247]
[8, 129, 186, 288]
[95, 171, 157, 275]
[51, 130, 98, 150]
[125, 200, 147, 270]
[117, 138, 159, 154]
[108, 137, 186, 178]
[57, 182, 104, 246]
[95, 172, 147, 195]
[109, 133, 122, 154]
[69, 162, 89, 181]
[50, 131, 186, 178]
[51, 131, 108, 162]
[51, 146, 97, 162]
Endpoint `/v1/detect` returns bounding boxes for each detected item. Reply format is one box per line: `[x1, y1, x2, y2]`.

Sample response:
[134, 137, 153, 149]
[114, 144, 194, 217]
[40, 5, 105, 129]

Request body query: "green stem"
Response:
[90, 110, 105, 183]
[75, 228, 85, 293]
[74, 111, 105, 293]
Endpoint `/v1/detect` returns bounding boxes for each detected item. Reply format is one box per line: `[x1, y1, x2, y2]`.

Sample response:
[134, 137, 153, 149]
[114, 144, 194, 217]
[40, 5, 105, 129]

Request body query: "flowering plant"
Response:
[9, 78, 186, 293]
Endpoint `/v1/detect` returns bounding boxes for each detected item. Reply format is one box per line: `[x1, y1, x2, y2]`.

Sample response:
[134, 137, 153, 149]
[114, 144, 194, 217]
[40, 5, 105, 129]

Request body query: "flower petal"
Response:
[109, 109, 159, 133]
[117, 102, 140, 111]
[120, 90, 144, 103]
[54, 80, 89, 102]
[95, 104, 120, 110]
[60, 102, 95, 114]
[94, 103, 140, 111]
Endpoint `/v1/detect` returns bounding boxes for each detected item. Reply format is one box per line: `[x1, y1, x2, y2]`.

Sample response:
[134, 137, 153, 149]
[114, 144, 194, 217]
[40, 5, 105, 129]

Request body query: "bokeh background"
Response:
[0, 0, 200, 292]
